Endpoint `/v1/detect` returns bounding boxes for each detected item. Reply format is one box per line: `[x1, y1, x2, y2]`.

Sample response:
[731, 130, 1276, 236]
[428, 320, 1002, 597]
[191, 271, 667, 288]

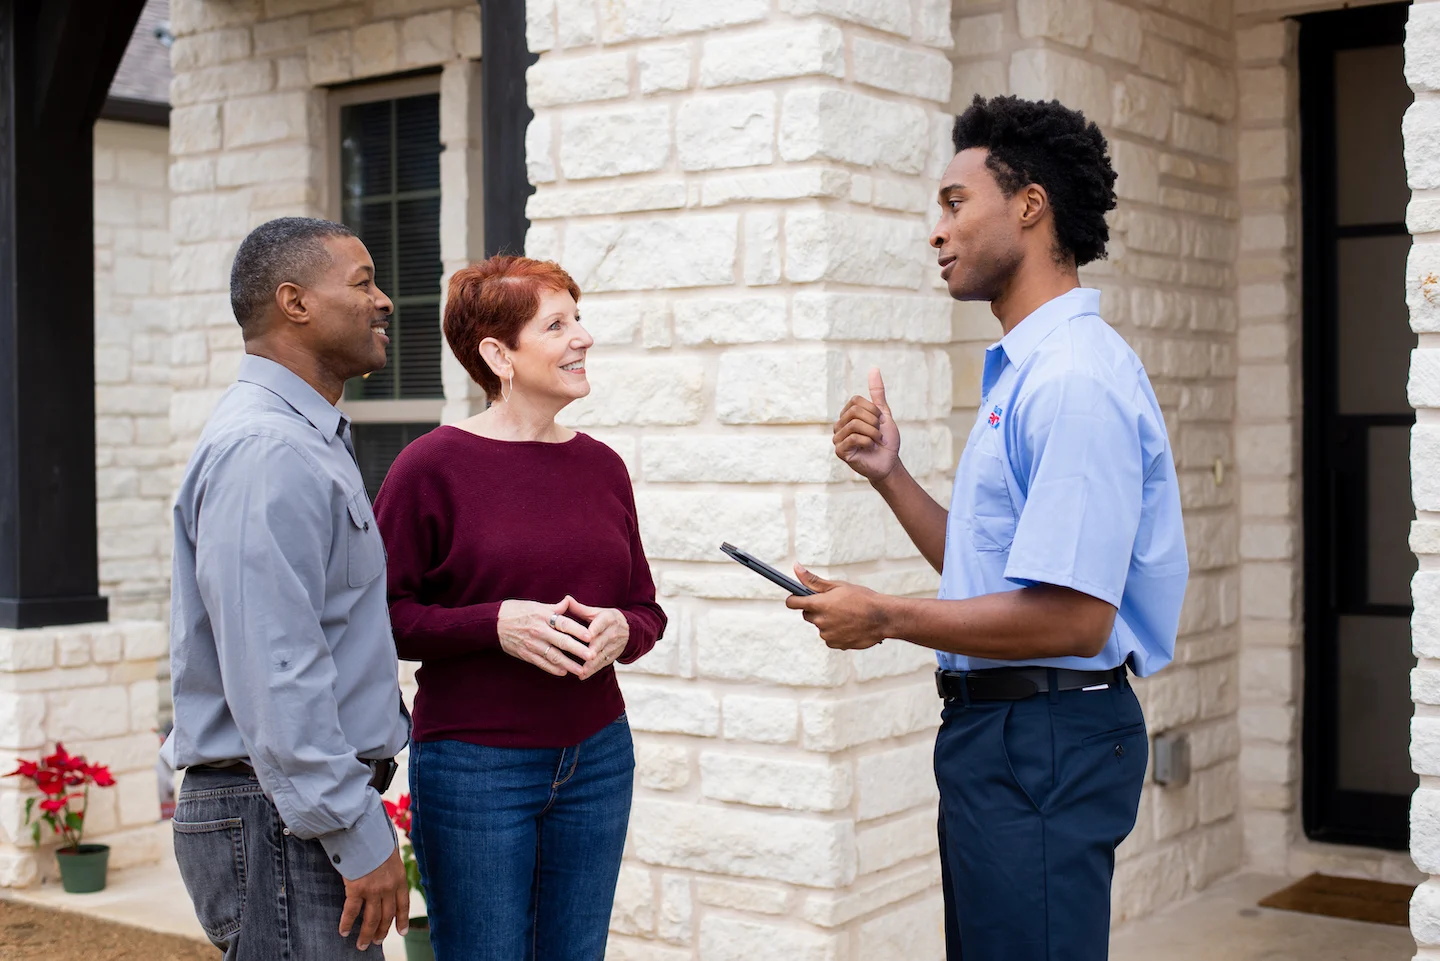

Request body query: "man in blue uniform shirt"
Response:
[787, 95, 1189, 959]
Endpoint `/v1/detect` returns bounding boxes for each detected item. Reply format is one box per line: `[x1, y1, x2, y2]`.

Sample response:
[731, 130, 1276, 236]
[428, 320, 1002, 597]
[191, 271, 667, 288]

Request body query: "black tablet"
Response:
[719, 542, 815, 596]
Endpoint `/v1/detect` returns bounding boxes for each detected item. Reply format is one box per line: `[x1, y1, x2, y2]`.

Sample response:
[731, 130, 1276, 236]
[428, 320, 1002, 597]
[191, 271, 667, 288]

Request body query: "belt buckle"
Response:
[934, 669, 950, 700]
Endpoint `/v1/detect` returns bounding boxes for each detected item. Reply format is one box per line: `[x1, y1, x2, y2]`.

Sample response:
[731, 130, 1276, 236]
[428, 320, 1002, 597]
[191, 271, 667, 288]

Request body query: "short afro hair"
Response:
[951, 95, 1117, 267]
[230, 217, 356, 333]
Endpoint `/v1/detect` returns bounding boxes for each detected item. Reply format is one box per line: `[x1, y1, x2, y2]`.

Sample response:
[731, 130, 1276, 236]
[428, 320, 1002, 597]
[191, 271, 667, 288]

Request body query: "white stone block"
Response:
[351, 22, 398, 77]
[800, 682, 937, 753]
[640, 434, 847, 484]
[611, 864, 654, 936]
[792, 292, 950, 344]
[780, 88, 929, 175]
[1408, 241, 1440, 332]
[1010, 48, 1111, 126]
[715, 347, 845, 425]
[916, 0, 952, 48]
[723, 695, 799, 744]
[46, 687, 130, 741]
[564, 216, 737, 292]
[626, 682, 720, 736]
[851, 37, 952, 103]
[699, 22, 843, 88]
[116, 768, 160, 827]
[528, 0, 557, 52]
[1408, 3, 1440, 91]
[784, 210, 926, 288]
[702, 168, 850, 207]
[856, 809, 939, 875]
[952, 14, 1002, 58]
[794, 491, 888, 565]
[1414, 787, 1440, 875]
[631, 797, 855, 886]
[1183, 57, 1236, 122]
[559, 106, 671, 180]
[673, 296, 786, 345]
[854, 891, 945, 957]
[399, 11, 455, 68]
[698, 916, 840, 961]
[635, 491, 787, 562]
[658, 874, 692, 943]
[779, 0, 910, 37]
[1417, 427, 1440, 512]
[525, 116, 556, 185]
[1415, 572, 1440, 657]
[527, 182, 687, 220]
[124, 623, 168, 661]
[555, 0, 598, 47]
[1413, 349, 1440, 409]
[599, 0, 770, 41]
[1017, 0, 1093, 46]
[1092, 0, 1142, 64]
[1413, 878, 1440, 946]
[695, 609, 850, 688]
[855, 741, 937, 820]
[695, 877, 790, 914]
[677, 92, 775, 171]
[743, 211, 781, 287]
[639, 44, 692, 94]
[0, 692, 46, 751]
[1113, 74, 1174, 141]
[700, 752, 852, 812]
[0, 634, 55, 672]
[527, 52, 629, 107]
[636, 739, 691, 791]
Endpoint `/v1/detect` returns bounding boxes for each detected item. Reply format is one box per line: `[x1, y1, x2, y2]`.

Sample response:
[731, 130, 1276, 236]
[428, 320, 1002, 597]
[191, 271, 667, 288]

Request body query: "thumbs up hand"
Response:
[833, 368, 902, 482]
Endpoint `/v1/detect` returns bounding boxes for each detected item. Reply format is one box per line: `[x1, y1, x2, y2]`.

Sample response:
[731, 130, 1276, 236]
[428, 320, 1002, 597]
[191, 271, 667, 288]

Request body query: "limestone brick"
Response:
[1113, 74, 1175, 141]
[855, 741, 938, 820]
[1010, 48, 1112, 126]
[630, 798, 856, 887]
[1409, 101, 1440, 190]
[783, 210, 926, 288]
[626, 681, 721, 736]
[1409, 241, 1440, 332]
[636, 740, 691, 791]
[565, 215, 736, 291]
[640, 44, 692, 94]
[694, 877, 790, 914]
[1409, 3, 1440, 93]
[699, 752, 853, 812]
[1092, 0, 1143, 64]
[599, 0, 770, 42]
[1016, 0, 1094, 48]
[714, 347, 845, 425]
[699, 22, 844, 88]
[559, 106, 671, 180]
[695, 609, 848, 688]
[676, 92, 776, 171]
[722, 695, 800, 745]
[527, 52, 630, 107]
[641, 434, 846, 484]
[636, 492, 787, 562]
[778, 0, 910, 37]
[851, 37, 953, 103]
[698, 916, 840, 961]
[779, 88, 930, 175]
[743, 211, 782, 286]
[800, 682, 937, 752]
[701, 168, 849, 207]
[952, 14, 1003, 58]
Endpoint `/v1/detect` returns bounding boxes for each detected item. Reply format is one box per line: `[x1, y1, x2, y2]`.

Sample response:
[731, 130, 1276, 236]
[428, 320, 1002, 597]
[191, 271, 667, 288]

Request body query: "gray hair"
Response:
[230, 217, 357, 333]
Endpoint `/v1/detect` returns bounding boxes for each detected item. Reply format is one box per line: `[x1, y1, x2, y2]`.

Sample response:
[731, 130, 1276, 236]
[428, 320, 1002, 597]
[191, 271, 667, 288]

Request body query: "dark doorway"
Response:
[1300, 2, 1416, 851]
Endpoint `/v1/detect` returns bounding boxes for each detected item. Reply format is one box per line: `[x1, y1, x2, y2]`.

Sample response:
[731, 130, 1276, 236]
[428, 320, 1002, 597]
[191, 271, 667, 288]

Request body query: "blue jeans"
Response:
[936, 677, 1148, 961]
[171, 766, 380, 960]
[410, 714, 635, 961]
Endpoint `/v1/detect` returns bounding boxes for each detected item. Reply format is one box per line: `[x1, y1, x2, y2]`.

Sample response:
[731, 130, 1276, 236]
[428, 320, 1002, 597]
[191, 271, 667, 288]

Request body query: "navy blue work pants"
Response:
[935, 676, 1147, 960]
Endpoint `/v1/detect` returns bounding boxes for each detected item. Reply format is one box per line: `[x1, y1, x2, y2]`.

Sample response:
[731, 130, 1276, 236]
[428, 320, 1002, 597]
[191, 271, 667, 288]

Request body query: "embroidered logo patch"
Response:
[987, 405, 1003, 428]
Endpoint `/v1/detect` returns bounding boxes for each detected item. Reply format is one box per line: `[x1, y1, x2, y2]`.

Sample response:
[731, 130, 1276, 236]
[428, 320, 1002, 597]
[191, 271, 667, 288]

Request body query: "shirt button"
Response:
[282, 828, 291, 836]
[1114, 744, 1125, 758]
[332, 854, 341, 864]
[363, 522, 370, 531]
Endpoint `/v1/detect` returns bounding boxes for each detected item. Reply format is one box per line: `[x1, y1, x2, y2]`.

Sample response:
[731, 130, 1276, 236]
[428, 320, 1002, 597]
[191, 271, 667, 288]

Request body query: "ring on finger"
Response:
[548, 613, 559, 629]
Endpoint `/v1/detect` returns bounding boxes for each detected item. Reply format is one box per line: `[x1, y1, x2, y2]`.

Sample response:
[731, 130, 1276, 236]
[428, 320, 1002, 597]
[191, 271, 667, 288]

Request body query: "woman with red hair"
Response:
[372, 255, 665, 960]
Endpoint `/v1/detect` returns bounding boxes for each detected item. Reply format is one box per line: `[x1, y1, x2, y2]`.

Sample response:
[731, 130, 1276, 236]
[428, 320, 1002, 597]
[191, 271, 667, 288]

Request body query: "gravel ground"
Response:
[0, 898, 214, 960]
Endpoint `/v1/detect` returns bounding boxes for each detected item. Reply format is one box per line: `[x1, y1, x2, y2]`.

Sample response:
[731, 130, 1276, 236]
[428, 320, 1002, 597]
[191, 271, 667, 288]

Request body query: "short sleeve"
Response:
[1003, 371, 1143, 607]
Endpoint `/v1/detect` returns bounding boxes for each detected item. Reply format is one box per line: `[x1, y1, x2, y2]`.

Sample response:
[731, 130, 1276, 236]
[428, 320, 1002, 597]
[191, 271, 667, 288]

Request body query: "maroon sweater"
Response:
[373, 427, 666, 748]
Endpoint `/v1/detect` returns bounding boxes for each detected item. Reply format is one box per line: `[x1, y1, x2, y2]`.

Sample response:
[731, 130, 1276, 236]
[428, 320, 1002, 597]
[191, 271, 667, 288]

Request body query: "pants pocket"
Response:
[173, 817, 247, 943]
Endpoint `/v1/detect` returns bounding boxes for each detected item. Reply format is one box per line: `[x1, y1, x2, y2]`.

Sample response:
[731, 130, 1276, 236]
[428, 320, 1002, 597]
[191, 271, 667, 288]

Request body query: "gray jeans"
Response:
[172, 766, 379, 960]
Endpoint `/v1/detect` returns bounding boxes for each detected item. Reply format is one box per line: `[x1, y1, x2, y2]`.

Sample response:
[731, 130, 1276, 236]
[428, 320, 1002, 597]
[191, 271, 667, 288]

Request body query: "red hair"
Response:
[444, 255, 582, 401]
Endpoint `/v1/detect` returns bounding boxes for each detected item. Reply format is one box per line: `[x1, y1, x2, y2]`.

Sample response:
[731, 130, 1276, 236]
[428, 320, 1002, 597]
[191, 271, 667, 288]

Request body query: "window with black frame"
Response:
[337, 88, 443, 498]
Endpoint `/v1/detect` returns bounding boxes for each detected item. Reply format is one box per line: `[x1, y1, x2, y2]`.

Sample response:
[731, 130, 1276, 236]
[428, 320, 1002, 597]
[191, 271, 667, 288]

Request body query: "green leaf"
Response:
[24, 797, 34, 823]
[30, 823, 40, 847]
[64, 811, 82, 832]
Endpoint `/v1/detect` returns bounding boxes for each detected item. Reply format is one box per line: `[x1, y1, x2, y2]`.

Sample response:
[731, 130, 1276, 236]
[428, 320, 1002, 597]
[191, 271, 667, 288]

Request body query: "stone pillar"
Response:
[526, 2, 955, 957]
[0, 622, 168, 886]
[439, 57, 489, 425]
[1232, 19, 1302, 879]
[1405, 0, 1440, 948]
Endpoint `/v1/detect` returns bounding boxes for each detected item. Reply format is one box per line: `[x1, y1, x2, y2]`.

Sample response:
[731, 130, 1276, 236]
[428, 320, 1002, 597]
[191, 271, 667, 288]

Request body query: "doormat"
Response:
[1257, 873, 1414, 927]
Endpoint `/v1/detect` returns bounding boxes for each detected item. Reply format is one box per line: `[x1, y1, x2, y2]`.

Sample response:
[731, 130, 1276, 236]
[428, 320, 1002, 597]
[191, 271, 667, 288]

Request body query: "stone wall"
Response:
[946, 0, 1244, 922]
[525, 1, 957, 957]
[94, 120, 174, 626]
[0, 623, 168, 887]
[1406, 0, 1440, 950]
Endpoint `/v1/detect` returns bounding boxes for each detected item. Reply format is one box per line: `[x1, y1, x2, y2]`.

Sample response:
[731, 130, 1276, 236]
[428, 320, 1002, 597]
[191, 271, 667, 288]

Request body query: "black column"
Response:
[479, 0, 537, 258]
[0, 0, 146, 628]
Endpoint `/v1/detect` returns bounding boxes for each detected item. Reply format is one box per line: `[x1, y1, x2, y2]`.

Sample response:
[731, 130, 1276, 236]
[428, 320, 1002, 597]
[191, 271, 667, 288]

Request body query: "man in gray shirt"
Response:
[164, 217, 411, 958]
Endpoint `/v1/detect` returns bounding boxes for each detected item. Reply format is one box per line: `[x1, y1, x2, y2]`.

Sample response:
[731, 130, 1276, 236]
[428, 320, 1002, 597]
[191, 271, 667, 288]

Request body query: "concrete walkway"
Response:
[1110, 873, 1415, 961]
[1, 858, 1416, 960]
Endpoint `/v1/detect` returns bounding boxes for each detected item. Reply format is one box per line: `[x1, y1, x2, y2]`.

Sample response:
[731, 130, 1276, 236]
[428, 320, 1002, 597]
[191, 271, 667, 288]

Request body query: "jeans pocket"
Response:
[173, 817, 247, 943]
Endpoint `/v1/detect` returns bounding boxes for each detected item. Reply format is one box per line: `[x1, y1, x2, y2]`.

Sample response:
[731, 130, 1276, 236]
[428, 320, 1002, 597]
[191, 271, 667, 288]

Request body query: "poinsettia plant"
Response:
[383, 793, 422, 894]
[6, 743, 115, 850]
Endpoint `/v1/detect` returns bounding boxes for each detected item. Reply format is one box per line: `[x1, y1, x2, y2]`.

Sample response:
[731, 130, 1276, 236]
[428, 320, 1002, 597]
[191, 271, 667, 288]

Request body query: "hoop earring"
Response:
[501, 374, 513, 404]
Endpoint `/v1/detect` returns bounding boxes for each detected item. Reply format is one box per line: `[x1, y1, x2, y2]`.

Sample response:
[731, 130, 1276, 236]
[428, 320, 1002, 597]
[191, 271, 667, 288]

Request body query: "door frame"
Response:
[1298, 0, 1413, 852]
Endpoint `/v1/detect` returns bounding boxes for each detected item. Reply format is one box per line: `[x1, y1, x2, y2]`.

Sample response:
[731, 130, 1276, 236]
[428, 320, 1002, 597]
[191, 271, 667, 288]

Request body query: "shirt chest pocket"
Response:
[964, 430, 1018, 553]
[345, 491, 385, 588]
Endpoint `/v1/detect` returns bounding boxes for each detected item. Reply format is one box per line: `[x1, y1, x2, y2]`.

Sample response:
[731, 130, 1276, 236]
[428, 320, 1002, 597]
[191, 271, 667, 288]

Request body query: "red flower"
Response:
[38, 797, 68, 814]
[86, 764, 114, 788]
[383, 794, 412, 838]
[7, 759, 39, 779]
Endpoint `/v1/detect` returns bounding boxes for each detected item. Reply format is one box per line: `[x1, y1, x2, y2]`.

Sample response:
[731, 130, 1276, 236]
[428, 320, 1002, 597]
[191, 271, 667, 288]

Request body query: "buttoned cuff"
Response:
[315, 794, 396, 881]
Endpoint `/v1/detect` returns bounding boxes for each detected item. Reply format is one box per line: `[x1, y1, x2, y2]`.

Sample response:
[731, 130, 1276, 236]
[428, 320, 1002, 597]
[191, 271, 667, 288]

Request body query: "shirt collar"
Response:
[982, 287, 1101, 398]
[236, 354, 347, 440]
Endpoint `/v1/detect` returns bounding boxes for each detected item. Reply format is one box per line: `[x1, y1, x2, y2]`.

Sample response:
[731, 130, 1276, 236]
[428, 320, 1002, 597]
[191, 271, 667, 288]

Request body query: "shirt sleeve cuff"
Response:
[315, 794, 396, 881]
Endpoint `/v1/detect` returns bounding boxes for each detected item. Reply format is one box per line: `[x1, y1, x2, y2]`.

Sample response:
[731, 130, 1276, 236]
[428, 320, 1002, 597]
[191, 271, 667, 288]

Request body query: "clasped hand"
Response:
[497, 596, 628, 680]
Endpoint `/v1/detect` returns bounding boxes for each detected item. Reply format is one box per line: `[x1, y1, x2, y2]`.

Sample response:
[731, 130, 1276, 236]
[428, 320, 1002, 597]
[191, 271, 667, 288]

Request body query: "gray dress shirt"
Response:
[163, 354, 410, 880]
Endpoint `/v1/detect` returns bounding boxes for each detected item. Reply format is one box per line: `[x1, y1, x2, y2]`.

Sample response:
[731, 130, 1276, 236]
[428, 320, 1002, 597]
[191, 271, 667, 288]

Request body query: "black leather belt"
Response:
[198, 757, 398, 794]
[935, 665, 1126, 702]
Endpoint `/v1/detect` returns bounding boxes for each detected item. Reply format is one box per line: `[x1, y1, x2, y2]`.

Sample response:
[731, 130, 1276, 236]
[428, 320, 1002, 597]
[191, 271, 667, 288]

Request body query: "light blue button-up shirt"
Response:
[936, 287, 1188, 677]
[165, 355, 410, 880]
